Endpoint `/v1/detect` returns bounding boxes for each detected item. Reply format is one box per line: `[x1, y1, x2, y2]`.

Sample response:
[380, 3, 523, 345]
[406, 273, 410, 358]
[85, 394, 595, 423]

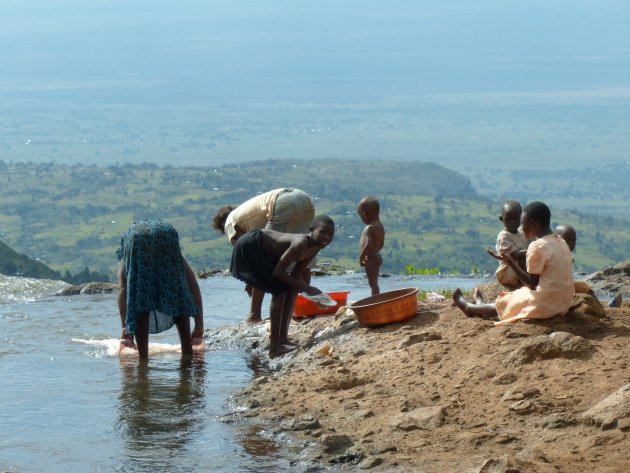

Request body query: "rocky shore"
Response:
[220, 263, 630, 472]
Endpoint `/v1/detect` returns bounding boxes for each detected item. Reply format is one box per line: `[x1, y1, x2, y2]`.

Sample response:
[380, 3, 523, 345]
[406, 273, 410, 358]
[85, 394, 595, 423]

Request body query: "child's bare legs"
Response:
[174, 315, 193, 356]
[452, 288, 498, 319]
[365, 256, 381, 296]
[280, 289, 299, 346]
[134, 312, 150, 359]
[269, 292, 296, 358]
[247, 287, 265, 322]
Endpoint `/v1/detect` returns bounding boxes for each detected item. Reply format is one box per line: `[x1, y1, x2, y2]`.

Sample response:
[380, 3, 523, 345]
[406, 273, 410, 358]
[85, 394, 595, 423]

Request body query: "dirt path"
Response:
[226, 289, 630, 472]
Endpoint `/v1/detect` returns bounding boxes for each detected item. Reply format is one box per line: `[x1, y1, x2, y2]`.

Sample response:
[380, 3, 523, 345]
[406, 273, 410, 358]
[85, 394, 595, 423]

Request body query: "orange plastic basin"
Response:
[293, 291, 350, 318]
[349, 287, 419, 327]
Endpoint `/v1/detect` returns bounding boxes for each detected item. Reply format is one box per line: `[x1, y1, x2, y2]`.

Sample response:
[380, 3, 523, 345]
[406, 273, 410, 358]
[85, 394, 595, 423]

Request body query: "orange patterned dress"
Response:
[495, 234, 574, 326]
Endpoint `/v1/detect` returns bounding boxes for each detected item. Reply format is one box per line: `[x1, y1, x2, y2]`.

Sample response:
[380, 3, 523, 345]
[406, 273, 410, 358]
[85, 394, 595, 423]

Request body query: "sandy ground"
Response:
[224, 283, 630, 472]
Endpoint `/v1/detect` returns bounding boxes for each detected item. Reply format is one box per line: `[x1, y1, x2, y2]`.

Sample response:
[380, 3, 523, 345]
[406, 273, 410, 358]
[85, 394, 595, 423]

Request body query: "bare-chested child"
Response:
[489, 200, 529, 288]
[357, 196, 385, 296]
[230, 215, 335, 358]
[555, 224, 622, 308]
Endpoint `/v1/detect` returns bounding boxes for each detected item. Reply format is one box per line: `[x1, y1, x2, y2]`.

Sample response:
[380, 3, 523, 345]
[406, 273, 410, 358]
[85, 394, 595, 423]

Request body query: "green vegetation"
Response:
[404, 266, 441, 276]
[0, 159, 628, 281]
[0, 239, 59, 280]
[3, 97, 629, 221]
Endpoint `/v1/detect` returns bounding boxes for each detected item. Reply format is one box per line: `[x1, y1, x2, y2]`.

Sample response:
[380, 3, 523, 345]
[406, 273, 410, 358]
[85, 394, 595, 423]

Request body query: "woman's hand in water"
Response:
[118, 334, 137, 354]
[191, 326, 205, 350]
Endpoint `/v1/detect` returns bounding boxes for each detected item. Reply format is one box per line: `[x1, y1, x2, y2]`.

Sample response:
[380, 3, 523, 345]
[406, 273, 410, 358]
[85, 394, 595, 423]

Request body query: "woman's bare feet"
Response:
[452, 288, 472, 317]
[270, 343, 296, 358]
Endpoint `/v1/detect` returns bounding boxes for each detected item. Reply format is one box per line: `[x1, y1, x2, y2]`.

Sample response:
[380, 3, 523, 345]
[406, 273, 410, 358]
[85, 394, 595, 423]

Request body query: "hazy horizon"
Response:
[2, 1, 629, 105]
[1, 0, 629, 179]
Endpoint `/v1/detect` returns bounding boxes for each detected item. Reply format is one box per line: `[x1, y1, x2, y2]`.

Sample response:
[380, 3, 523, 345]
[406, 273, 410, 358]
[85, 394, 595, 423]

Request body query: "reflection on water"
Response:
[0, 274, 487, 472]
[116, 354, 207, 471]
[245, 353, 272, 379]
[238, 425, 281, 457]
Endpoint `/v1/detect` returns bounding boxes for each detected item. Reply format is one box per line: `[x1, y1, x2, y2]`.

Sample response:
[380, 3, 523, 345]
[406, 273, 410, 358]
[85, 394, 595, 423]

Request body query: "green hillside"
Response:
[0, 159, 626, 281]
[0, 239, 60, 280]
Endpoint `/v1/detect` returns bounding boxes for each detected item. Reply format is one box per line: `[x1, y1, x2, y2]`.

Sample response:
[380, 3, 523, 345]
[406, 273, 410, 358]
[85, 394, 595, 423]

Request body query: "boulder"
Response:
[469, 452, 559, 473]
[55, 282, 117, 296]
[196, 269, 226, 278]
[281, 415, 321, 431]
[503, 331, 595, 365]
[392, 406, 445, 431]
[397, 331, 442, 349]
[542, 413, 577, 429]
[584, 261, 630, 294]
[582, 383, 630, 429]
[80, 282, 118, 294]
[569, 293, 606, 318]
[358, 456, 384, 469]
[320, 434, 354, 454]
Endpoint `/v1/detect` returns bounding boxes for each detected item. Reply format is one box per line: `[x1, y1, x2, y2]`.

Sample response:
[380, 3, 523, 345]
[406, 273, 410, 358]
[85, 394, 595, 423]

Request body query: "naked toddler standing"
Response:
[357, 196, 385, 295]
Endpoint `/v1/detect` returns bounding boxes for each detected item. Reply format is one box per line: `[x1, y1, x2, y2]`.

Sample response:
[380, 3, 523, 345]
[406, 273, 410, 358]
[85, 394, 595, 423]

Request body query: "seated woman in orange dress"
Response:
[453, 201, 574, 326]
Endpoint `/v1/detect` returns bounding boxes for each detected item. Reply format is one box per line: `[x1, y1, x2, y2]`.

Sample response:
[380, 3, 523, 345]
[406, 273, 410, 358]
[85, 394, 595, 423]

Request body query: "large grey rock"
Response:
[569, 293, 606, 318]
[80, 282, 118, 294]
[582, 383, 630, 429]
[358, 456, 384, 469]
[584, 261, 630, 294]
[503, 331, 595, 365]
[281, 415, 320, 431]
[542, 413, 577, 429]
[320, 434, 354, 454]
[392, 405, 445, 431]
[493, 372, 518, 385]
[468, 452, 558, 473]
[55, 285, 82, 295]
[55, 282, 118, 296]
[397, 331, 442, 349]
[509, 400, 536, 415]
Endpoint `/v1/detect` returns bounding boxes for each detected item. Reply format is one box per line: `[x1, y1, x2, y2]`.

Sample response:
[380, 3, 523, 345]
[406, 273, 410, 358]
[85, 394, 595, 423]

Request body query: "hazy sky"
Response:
[2, 0, 629, 104]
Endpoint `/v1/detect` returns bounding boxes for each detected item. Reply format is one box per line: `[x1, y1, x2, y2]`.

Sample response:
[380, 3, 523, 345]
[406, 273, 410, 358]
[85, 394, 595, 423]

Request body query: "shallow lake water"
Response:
[0, 272, 485, 472]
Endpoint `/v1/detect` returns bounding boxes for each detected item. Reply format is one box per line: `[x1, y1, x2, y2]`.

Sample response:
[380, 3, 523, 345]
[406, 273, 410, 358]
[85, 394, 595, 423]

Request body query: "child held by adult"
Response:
[357, 196, 385, 295]
[490, 200, 529, 288]
[453, 201, 574, 325]
[117, 219, 204, 360]
[230, 215, 335, 358]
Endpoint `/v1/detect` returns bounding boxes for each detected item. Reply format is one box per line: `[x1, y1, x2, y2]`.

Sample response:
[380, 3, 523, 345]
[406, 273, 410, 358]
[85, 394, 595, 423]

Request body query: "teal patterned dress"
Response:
[117, 220, 199, 336]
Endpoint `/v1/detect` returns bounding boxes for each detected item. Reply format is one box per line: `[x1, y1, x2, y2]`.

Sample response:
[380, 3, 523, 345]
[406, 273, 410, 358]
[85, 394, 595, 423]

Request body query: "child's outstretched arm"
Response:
[272, 240, 323, 295]
[489, 251, 539, 289]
